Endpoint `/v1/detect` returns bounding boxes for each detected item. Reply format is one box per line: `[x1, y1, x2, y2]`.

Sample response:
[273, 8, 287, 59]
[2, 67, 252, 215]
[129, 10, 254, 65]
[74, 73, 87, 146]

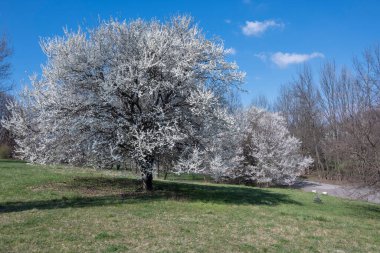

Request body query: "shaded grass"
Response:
[158, 172, 212, 182]
[0, 177, 301, 214]
[0, 160, 379, 252]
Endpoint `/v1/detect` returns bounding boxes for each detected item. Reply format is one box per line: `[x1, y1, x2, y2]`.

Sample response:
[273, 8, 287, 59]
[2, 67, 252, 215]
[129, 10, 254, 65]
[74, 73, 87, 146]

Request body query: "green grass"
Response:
[0, 160, 379, 252]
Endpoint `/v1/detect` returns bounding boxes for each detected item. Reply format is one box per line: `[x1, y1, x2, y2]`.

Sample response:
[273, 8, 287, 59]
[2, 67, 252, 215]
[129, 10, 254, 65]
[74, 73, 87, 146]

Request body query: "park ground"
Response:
[0, 160, 379, 252]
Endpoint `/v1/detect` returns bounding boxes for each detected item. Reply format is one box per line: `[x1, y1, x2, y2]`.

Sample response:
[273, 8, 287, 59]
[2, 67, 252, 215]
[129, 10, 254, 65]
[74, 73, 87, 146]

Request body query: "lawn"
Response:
[0, 160, 379, 252]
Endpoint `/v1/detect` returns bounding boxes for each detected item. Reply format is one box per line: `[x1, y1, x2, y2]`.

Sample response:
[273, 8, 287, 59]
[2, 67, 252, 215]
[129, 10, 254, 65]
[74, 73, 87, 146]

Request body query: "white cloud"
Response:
[254, 52, 268, 61]
[224, 19, 232, 24]
[225, 48, 237, 55]
[242, 20, 284, 36]
[270, 52, 324, 68]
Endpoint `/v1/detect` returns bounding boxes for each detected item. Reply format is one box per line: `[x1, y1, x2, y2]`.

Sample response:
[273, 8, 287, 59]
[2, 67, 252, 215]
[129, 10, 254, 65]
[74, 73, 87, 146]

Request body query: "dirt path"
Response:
[292, 180, 380, 204]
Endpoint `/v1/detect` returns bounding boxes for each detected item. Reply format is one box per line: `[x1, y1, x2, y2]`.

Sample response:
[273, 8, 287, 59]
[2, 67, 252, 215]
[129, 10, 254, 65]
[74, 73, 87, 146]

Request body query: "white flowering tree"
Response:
[229, 107, 313, 185]
[3, 16, 244, 190]
[173, 110, 243, 183]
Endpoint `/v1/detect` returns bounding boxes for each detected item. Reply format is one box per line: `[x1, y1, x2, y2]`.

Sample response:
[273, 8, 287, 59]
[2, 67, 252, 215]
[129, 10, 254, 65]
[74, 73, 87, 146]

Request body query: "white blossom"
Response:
[228, 107, 313, 185]
[3, 16, 244, 190]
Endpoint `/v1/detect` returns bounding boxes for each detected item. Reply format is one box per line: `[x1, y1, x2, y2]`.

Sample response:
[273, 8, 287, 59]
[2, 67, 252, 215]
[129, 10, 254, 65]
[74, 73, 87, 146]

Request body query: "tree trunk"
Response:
[156, 158, 160, 178]
[142, 172, 153, 191]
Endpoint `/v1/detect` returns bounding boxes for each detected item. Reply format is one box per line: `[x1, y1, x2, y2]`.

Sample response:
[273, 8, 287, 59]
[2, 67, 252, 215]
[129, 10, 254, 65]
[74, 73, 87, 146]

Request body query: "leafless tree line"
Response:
[274, 45, 380, 185]
[0, 34, 15, 158]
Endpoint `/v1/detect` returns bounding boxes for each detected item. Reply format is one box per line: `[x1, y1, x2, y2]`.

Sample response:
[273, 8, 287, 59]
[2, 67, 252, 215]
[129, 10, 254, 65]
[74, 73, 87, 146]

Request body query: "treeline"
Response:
[266, 45, 380, 185]
[0, 34, 15, 158]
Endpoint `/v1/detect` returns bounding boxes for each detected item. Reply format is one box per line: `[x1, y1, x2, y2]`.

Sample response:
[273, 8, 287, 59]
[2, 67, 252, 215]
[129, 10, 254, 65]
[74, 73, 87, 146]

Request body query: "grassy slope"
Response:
[0, 160, 379, 253]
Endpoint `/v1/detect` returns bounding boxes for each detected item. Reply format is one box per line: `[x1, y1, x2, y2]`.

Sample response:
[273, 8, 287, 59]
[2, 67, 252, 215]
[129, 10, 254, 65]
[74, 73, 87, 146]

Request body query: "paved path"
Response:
[292, 180, 380, 204]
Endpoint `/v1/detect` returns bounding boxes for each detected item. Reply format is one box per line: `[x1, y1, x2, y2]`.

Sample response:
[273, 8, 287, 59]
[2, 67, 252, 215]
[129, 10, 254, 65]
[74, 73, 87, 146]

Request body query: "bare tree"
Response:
[275, 65, 324, 176]
[275, 45, 380, 186]
[251, 95, 272, 111]
[0, 35, 12, 92]
[0, 34, 14, 157]
[346, 45, 380, 184]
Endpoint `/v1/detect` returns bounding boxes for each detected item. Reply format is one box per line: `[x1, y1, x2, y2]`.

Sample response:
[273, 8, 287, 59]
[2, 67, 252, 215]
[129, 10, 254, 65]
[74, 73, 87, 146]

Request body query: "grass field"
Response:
[0, 160, 379, 252]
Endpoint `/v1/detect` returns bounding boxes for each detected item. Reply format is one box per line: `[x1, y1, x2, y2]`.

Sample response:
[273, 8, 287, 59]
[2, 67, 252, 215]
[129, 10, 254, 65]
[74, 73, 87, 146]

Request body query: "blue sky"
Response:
[1, 0, 380, 104]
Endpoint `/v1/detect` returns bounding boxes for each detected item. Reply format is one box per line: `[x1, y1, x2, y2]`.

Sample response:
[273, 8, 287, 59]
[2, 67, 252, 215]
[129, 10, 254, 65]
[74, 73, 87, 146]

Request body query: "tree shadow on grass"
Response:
[0, 177, 301, 214]
[0, 159, 26, 164]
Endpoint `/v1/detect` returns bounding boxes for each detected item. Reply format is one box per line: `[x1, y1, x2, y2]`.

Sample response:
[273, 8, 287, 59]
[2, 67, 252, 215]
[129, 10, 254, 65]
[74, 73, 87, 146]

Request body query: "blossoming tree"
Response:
[3, 16, 244, 190]
[230, 107, 313, 185]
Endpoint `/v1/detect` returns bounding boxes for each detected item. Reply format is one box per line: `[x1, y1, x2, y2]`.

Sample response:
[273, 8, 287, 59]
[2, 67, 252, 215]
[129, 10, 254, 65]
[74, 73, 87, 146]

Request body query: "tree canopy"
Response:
[3, 16, 245, 190]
